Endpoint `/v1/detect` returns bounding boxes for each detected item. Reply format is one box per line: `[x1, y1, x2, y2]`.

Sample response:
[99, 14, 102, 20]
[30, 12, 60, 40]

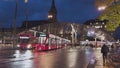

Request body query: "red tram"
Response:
[17, 33, 37, 49]
[17, 30, 70, 51]
[35, 33, 70, 51]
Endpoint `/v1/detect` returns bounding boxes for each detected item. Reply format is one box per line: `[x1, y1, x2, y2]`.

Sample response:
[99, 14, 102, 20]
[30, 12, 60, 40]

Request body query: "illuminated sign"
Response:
[20, 36, 29, 39]
[40, 34, 46, 37]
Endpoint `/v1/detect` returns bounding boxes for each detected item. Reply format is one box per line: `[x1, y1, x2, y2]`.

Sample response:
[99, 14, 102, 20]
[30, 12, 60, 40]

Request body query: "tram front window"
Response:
[19, 36, 30, 44]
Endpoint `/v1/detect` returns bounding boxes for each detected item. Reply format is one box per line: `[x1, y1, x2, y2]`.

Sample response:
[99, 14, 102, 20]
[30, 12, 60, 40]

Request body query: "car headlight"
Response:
[27, 44, 31, 48]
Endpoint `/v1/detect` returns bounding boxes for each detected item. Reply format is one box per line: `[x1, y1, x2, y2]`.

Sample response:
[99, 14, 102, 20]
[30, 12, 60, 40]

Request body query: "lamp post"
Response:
[13, 0, 28, 47]
[24, 0, 28, 31]
[13, 0, 18, 47]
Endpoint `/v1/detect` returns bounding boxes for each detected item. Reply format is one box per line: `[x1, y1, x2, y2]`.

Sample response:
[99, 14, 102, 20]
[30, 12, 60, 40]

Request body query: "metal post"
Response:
[13, 0, 18, 48]
[25, 0, 28, 31]
[95, 37, 97, 48]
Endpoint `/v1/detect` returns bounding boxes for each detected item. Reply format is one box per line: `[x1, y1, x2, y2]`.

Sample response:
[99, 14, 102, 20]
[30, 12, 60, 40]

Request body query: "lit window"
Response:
[102, 22, 104, 24]
[87, 26, 89, 28]
[96, 22, 98, 24]
[48, 15, 53, 19]
[104, 25, 106, 28]
[95, 26, 100, 28]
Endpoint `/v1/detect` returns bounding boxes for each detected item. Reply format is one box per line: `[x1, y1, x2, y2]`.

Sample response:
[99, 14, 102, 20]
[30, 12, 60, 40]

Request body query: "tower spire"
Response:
[48, 0, 57, 22]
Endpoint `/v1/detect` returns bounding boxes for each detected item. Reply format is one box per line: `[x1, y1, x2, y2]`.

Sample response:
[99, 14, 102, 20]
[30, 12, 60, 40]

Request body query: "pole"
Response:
[25, 6, 28, 31]
[25, 0, 28, 31]
[13, 0, 18, 48]
[95, 37, 97, 48]
[71, 24, 75, 46]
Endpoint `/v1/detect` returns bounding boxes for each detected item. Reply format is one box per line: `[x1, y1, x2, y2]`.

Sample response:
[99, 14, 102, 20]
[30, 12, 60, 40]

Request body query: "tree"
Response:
[98, 4, 120, 31]
[95, 0, 119, 7]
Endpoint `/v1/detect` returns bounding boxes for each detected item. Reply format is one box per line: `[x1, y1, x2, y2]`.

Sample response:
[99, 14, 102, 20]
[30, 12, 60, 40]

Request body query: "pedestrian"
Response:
[101, 44, 109, 66]
[111, 44, 114, 49]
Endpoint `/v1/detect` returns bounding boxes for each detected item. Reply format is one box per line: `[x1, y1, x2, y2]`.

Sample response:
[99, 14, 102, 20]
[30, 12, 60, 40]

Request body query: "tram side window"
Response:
[58, 39, 61, 45]
[56, 39, 59, 46]
[48, 38, 52, 45]
[62, 40, 65, 45]
[39, 37, 46, 44]
[51, 38, 55, 45]
[36, 32, 40, 37]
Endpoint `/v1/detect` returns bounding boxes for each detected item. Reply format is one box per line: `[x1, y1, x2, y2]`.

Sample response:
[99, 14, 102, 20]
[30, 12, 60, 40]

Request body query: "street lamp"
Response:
[13, 0, 18, 47]
[13, 0, 28, 47]
[24, 0, 28, 31]
[98, 5, 107, 11]
[24, 0, 28, 3]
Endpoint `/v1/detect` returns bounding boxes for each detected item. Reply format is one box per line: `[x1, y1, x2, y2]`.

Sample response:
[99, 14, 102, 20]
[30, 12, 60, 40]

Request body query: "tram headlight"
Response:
[27, 44, 31, 48]
[17, 45, 20, 47]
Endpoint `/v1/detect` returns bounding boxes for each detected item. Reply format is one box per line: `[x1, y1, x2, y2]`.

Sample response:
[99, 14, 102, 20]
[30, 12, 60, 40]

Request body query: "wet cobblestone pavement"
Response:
[0, 46, 96, 68]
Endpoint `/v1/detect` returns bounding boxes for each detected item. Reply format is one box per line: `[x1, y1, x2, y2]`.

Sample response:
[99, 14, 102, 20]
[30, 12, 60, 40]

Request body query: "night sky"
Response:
[0, 0, 101, 28]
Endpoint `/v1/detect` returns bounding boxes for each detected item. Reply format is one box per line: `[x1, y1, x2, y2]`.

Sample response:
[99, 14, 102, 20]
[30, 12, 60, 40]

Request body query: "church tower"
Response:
[48, 0, 57, 22]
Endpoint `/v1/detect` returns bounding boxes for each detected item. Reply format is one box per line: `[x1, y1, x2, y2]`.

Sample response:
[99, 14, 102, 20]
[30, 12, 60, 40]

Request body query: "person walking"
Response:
[111, 44, 114, 50]
[101, 44, 109, 66]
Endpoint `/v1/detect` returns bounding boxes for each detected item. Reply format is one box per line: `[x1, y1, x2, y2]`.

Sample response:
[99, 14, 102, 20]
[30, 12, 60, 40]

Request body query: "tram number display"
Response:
[40, 34, 46, 37]
[36, 33, 47, 37]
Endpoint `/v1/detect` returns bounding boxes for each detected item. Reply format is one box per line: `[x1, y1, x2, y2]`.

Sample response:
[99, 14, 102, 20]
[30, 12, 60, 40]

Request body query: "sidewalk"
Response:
[0, 44, 15, 50]
[93, 47, 109, 68]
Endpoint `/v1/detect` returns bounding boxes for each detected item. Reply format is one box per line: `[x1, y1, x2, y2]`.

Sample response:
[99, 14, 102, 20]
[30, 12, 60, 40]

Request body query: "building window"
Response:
[102, 22, 104, 24]
[104, 25, 106, 28]
[87, 26, 89, 28]
[95, 26, 101, 28]
[32, 27, 36, 30]
[90, 23, 92, 25]
[96, 22, 98, 24]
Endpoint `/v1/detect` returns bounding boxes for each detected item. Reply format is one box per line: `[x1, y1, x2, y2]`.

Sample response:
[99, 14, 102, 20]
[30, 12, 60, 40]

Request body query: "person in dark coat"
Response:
[101, 44, 109, 66]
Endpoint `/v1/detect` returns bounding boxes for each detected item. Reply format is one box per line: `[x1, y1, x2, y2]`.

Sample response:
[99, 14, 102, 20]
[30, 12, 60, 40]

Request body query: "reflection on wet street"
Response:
[0, 46, 95, 68]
